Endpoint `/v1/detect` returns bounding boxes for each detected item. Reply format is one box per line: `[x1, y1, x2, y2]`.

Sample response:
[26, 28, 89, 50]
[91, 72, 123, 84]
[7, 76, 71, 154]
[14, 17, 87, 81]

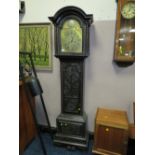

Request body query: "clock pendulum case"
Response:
[114, 0, 135, 65]
[49, 6, 93, 149]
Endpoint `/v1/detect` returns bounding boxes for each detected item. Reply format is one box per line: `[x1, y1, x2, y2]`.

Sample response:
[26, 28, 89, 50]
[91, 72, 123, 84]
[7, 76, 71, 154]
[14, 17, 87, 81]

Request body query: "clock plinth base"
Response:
[53, 113, 89, 149]
[53, 133, 89, 149]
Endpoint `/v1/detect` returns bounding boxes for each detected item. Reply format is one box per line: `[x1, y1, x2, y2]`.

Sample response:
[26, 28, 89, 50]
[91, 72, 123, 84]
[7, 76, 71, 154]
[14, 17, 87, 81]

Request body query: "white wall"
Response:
[19, 0, 117, 22]
[19, 0, 135, 132]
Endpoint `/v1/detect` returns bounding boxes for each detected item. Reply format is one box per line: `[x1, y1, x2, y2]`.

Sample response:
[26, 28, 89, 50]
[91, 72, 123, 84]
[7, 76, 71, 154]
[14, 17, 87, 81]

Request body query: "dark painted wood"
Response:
[60, 59, 84, 115]
[49, 6, 93, 149]
[49, 6, 93, 58]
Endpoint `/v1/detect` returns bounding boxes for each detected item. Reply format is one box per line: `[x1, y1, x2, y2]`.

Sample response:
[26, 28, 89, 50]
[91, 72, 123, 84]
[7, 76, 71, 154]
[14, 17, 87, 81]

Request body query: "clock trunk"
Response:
[53, 58, 88, 149]
[61, 60, 84, 115]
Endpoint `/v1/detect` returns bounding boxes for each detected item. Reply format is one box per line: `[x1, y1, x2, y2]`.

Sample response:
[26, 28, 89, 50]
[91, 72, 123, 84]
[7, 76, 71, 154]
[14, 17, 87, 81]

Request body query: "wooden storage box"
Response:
[92, 108, 129, 155]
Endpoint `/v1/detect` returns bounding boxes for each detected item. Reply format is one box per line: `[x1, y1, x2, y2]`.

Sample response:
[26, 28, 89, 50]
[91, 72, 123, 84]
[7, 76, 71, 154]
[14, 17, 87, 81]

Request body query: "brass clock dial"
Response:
[61, 19, 82, 53]
[121, 1, 135, 19]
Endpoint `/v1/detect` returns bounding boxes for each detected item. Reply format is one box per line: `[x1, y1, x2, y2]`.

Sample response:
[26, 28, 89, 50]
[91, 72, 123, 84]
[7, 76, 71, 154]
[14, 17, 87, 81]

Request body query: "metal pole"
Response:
[40, 94, 52, 134]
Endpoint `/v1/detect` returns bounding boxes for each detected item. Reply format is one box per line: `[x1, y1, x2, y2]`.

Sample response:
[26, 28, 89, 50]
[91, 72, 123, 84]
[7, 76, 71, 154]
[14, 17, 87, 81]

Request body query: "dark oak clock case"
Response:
[49, 6, 93, 149]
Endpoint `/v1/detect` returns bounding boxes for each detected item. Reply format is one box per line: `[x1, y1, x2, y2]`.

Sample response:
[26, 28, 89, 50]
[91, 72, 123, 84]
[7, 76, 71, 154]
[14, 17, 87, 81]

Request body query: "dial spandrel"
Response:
[61, 19, 82, 53]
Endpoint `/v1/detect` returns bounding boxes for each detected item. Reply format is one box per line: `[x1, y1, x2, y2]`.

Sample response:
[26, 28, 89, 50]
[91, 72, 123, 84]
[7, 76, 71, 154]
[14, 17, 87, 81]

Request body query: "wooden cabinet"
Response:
[93, 108, 129, 155]
[19, 81, 36, 154]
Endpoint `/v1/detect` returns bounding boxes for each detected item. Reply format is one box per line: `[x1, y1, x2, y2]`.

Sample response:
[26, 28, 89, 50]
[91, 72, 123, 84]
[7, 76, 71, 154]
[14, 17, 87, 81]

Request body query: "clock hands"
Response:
[61, 19, 82, 53]
[121, 2, 135, 19]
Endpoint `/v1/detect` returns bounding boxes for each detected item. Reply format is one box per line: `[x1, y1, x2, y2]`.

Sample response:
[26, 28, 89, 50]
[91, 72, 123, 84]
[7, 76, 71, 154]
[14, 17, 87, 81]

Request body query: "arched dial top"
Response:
[49, 6, 93, 58]
[61, 19, 82, 53]
[49, 6, 93, 26]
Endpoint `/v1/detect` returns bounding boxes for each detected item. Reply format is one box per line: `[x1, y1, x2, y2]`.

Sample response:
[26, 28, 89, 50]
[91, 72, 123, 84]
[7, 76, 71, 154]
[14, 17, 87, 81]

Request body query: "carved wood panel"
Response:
[61, 60, 83, 114]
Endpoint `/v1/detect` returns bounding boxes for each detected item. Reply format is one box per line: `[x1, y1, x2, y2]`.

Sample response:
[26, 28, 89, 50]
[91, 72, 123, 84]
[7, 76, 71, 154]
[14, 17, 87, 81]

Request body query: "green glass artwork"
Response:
[61, 19, 82, 53]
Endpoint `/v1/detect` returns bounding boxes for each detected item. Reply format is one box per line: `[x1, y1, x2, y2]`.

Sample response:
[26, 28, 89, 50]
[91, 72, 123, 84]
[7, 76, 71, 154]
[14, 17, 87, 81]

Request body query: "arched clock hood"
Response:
[49, 6, 93, 26]
[49, 6, 93, 58]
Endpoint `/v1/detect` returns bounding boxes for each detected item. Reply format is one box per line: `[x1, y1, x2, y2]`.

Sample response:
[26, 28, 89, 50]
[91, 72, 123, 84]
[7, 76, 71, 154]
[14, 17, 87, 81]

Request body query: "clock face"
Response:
[60, 19, 82, 53]
[121, 1, 135, 19]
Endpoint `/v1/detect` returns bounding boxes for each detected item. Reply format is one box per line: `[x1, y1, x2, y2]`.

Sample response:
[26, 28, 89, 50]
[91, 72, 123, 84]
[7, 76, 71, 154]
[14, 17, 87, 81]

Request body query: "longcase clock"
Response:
[49, 6, 93, 149]
[114, 0, 135, 65]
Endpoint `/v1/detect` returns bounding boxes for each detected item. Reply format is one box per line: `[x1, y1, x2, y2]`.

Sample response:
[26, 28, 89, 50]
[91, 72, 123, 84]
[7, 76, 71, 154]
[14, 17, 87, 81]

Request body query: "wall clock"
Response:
[49, 6, 93, 149]
[121, 1, 135, 19]
[114, 0, 135, 64]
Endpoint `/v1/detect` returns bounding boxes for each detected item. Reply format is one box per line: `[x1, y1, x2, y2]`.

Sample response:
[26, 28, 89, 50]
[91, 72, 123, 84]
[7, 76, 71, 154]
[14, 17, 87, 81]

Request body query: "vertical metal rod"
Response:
[30, 52, 52, 138]
[29, 52, 37, 78]
[40, 94, 52, 133]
